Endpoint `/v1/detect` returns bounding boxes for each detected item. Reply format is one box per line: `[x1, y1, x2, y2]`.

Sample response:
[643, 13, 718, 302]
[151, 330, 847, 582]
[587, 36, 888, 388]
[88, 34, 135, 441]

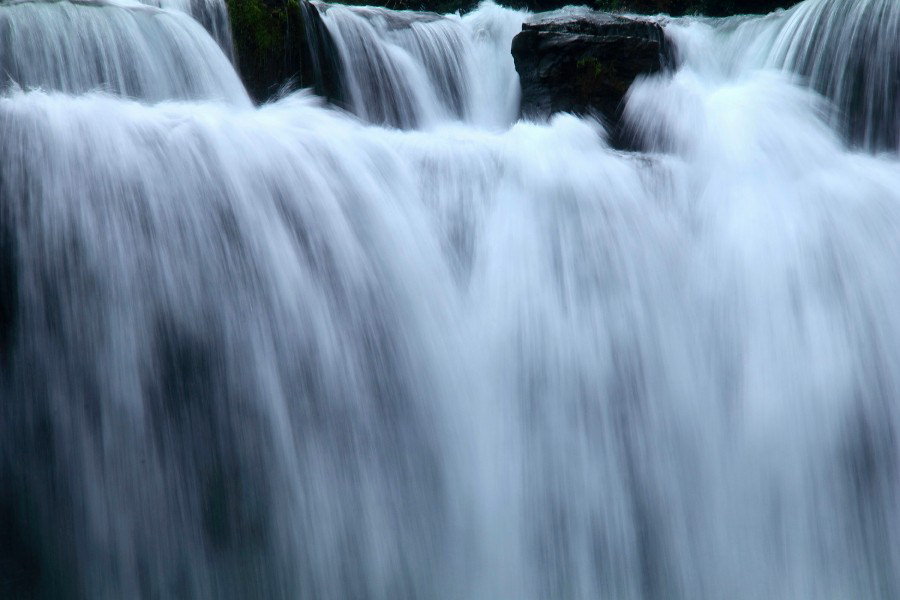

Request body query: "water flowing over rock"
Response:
[318, 2, 526, 128]
[0, 0, 249, 104]
[511, 11, 675, 147]
[139, 0, 235, 54]
[2, 0, 900, 598]
[766, 0, 900, 151]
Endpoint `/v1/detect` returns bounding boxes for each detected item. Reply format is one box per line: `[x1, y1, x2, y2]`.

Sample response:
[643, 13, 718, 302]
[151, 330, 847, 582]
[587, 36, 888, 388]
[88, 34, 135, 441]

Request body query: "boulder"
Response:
[511, 12, 675, 147]
[226, 0, 344, 104]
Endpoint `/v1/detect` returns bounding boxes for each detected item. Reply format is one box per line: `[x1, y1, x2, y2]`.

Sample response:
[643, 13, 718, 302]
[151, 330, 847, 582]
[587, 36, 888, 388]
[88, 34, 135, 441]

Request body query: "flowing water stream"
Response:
[0, 0, 898, 598]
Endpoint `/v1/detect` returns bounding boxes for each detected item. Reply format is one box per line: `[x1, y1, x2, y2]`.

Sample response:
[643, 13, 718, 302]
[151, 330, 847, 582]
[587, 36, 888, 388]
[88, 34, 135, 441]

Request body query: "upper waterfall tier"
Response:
[318, 2, 526, 129]
[0, 0, 249, 105]
[138, 0, 234, 56]
[656, 0, 900, 153]
[766, 0, 900, 152]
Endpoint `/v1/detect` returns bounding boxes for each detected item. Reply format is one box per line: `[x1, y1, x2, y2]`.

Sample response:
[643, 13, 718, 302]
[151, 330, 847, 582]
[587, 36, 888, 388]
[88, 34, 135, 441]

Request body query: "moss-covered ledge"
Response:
[226, 0, 343, 103]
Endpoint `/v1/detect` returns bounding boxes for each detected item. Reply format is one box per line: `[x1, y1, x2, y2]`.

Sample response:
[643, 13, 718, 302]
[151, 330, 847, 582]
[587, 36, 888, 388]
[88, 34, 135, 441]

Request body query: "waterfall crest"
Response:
[767, 0, 900, 151]
[319, 1, 525, 128]
[139, 0, 235, 55]
[0, 0, 248, 104]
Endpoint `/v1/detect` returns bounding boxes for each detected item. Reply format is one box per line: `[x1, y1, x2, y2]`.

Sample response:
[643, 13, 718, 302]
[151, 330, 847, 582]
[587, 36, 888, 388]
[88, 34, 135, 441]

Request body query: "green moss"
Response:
[226, 0, 288, 53]
[226, 0, 307, 100]
[577, 57, 608, 79]
[590, 0, 625, 10]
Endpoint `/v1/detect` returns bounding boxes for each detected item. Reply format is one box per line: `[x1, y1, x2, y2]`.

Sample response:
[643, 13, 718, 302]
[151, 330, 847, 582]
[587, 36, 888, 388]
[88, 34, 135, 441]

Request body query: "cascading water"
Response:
[0, 0, 248, 103]
[1, 0, 899, 599]
[319, 2, 525, 128]
[139, 0, 235, 55]
[767, 0, 900, 151]
[657, 0, 900, 153]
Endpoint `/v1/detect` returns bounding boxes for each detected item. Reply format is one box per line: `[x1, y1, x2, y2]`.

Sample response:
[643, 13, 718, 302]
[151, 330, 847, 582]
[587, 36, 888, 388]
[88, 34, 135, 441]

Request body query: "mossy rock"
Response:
[512, 14, 675, 148]
[226, 0, 344, 103]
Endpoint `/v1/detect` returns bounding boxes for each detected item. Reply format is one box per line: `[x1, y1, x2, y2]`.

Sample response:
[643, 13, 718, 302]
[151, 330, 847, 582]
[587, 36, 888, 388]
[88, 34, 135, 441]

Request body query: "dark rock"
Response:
[511, 12, 675, 148]
[334, 0, 481, 12]
[226, 0, 344, 104]
[296, 0, 801, 17]
[620, 0, 801, 16]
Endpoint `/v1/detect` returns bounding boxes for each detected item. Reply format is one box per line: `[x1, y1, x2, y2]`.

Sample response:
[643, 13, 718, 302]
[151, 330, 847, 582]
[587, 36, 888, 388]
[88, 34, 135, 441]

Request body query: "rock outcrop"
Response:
[511, 13, 675, 147]
[621, 0, 801, 16]
[226, 0, 344, 104]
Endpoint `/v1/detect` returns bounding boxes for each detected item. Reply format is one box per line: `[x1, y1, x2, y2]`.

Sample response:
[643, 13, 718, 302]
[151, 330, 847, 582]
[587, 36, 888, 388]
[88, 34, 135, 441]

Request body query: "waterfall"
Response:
[1, 0, 900, 599]
[139, 0, 235, 55]
[319, 1, 525, 128]
[0, 0, 248, 104]
[652, 0, 900, 152]
[767, 0, 900, 152]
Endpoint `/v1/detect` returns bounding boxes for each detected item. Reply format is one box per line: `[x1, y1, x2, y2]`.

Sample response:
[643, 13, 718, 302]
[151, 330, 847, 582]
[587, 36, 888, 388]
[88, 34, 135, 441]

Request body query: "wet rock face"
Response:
[227, 0, 344, 104]
[511, 13, 675, 148]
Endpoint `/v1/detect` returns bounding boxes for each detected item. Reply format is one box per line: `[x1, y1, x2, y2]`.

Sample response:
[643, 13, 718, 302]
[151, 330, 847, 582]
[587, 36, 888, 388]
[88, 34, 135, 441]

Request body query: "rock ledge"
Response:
[512, 12, 675, 146]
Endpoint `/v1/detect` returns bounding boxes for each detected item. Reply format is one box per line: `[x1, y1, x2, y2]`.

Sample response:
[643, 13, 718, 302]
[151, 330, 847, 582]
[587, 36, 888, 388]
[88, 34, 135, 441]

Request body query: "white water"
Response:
[1, 0, 898, 598]
[139, 0, 234, 54]
[0, 0, 246, 103]
[320, 1, 525, 128]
